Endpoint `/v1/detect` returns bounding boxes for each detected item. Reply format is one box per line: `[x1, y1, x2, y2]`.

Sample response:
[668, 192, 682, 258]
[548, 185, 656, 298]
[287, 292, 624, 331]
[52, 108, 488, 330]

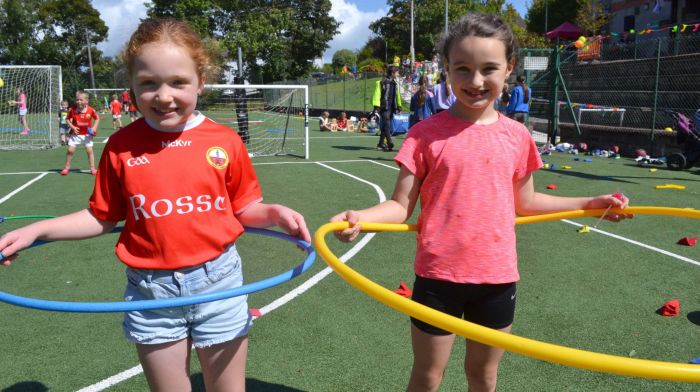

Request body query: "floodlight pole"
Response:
[86, 32, 96, 91]
[445, 0, 448, 35]
[544, 0, 549, 35]
[410, 0, 415, 74]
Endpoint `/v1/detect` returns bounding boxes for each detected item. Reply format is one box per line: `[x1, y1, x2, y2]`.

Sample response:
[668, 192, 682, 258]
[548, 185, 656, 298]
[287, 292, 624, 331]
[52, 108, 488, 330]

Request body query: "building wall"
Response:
[604, 0, 697, 40]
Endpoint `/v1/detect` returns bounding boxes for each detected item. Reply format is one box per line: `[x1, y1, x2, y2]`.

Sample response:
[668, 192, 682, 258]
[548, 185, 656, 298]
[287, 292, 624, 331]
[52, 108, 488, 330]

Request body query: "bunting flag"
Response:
[601, 20, 700, 39]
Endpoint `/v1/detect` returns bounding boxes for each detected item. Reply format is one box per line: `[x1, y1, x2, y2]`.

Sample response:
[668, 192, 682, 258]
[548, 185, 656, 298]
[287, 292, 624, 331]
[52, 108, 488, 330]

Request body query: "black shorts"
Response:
[410, 276, 516, 335]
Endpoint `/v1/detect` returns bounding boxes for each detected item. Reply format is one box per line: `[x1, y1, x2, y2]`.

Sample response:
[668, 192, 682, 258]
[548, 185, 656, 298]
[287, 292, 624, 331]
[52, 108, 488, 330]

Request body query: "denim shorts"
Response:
[122, 244, 252, 348]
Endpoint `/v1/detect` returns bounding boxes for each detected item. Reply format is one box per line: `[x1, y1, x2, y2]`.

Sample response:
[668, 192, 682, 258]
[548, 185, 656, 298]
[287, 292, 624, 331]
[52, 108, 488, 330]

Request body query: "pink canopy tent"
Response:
[546, 22, 582, 40]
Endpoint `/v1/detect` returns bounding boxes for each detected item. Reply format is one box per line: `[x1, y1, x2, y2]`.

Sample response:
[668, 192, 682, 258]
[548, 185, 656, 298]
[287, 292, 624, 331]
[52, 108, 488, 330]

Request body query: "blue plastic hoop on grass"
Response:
[0, 226, 315, 313]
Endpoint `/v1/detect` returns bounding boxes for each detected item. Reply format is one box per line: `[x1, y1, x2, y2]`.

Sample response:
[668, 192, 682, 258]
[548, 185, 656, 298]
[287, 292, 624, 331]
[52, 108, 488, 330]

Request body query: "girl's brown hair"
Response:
[123, 19, 211, 83]
[417, 75, 427, 107]
[439, 13, 517, 64]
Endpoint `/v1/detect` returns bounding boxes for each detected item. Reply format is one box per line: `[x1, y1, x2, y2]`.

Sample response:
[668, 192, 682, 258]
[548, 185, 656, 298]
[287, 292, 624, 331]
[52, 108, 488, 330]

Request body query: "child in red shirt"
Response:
[110, 94, 123, 129]
[0, 19, 310, 391]
[62, 90, 100, 176]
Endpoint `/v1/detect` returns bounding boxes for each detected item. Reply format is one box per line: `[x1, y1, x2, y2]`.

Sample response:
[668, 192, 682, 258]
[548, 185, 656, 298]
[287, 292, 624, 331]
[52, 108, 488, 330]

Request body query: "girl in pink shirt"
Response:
[9, 87, 30, 134]
[332, 13, 632, 392]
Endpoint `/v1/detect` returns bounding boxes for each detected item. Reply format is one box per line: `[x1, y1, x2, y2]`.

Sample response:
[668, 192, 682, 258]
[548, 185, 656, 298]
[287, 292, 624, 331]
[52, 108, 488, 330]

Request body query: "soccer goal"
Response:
[203, 84, 309, 159]
[0, 65, 62, 150]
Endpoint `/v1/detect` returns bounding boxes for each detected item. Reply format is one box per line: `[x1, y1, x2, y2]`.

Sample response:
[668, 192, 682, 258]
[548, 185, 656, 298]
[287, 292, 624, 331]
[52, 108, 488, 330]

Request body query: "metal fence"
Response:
[521, 33, 700, 147]
[273, 71, 417, 115]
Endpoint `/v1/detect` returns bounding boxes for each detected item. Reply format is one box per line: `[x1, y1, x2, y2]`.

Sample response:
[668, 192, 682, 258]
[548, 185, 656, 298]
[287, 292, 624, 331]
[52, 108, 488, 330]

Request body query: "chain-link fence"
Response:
[520, 33, 700, 154]
[273, 71, 416, 116]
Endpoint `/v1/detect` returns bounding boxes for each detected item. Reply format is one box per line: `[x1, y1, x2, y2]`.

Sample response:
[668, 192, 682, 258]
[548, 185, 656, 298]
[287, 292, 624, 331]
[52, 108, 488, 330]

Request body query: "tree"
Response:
[0, 0, 109, 98]
[525, 0, 578, 36]
[148, 0, 339, 83]
[369, 0, 540, 62]
[331, 49, 357, 74]
[575, 0, 609, 36]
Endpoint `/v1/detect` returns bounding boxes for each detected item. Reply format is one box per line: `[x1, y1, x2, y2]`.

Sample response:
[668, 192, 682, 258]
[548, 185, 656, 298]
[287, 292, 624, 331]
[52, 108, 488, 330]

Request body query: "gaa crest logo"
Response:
[206, 147, 229, 169]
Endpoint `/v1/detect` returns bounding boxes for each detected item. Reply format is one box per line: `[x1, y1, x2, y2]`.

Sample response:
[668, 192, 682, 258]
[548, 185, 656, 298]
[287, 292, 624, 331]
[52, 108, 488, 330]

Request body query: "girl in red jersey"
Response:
[62, 90, 100, 175]
[0, 19, 310, 392]
[331, 13, 632, 392]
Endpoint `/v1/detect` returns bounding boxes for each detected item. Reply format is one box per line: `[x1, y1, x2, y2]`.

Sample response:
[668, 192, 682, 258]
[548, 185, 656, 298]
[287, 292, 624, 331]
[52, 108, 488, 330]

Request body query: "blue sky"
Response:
[95, 1, 531, 68]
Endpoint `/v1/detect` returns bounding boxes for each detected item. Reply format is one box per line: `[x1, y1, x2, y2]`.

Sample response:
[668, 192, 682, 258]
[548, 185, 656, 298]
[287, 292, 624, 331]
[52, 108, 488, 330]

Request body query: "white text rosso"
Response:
[130, 194, 226, 221]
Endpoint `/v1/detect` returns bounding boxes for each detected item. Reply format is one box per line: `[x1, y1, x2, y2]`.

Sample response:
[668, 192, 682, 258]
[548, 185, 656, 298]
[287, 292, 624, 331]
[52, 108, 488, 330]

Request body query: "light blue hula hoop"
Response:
[0, 226, 315, 313]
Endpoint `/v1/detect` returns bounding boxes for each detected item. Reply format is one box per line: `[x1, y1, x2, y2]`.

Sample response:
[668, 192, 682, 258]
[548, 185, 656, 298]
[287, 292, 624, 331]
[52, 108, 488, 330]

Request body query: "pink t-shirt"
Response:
[18, 93, 26, 110]
[394, 111, 543, 284]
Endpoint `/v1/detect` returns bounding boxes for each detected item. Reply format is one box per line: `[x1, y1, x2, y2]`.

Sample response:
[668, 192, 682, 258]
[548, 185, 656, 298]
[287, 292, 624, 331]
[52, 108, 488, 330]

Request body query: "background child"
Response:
[0, 19, 310, 392]
[336, 111, 348, 132]
[128, 101, 139, 122]
[58, 99, 70, 145]
[331, 13, 631, 392]
[409, 75, 435, 128]
[110, 94, 123, 129]
[62, 91, 99, 176]
[8, 87, 30, 135]
[121, 88, 131, 114]
[507, 74, 531, 125]
[319, 111, 332, 132]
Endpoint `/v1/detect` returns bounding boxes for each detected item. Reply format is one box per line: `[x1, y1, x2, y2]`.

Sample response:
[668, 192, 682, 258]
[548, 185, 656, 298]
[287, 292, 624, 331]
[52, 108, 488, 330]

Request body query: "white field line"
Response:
[0, 173, 49, 205]
[561, 219, 700, 267]
[76, 161, 388, 392]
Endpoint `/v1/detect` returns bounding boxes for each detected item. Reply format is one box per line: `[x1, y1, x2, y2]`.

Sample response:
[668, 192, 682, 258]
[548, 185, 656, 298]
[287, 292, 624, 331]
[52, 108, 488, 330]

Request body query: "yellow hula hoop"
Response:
[314, 206, 700, 382]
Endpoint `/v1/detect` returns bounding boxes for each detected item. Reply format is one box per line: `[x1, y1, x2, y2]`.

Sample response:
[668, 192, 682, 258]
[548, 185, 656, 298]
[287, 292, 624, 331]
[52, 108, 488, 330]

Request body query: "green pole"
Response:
[650, 38, 662, 155]
[556, 66, 582, 136]
[364, 72, 367, 113]
[343, 73, 346, 112]
[548, 47, 561, 145]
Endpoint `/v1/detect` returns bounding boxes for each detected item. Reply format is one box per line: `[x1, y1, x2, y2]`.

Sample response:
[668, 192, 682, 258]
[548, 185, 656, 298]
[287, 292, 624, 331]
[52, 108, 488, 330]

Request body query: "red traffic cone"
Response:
[394, 281, 413, 298]
[677, 237, 698, 246]
[659, 299, 680, 316]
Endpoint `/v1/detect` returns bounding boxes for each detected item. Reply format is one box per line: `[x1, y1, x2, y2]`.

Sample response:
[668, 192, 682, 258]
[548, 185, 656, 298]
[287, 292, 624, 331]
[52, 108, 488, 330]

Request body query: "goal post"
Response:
[0, 65, 62, 150]
[203, 84, 309, 159]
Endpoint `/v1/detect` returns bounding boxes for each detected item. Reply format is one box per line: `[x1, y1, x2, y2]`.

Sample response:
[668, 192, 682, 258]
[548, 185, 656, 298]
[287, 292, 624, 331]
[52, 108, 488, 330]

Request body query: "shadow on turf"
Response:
[687, 311, 700, 326]
[47, 168, 94, 176]
[544, 168, 639, 184]
[332, 145, 376, 151]
[1, 381, 48, 392]
[190, 374, 305, 391]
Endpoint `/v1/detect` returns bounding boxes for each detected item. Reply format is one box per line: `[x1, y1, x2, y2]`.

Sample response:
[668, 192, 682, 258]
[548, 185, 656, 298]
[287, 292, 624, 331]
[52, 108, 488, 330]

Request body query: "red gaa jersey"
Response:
[67, 105, 99, 135]
[89, 113, 262, 269]
[110, 101, 122, 116]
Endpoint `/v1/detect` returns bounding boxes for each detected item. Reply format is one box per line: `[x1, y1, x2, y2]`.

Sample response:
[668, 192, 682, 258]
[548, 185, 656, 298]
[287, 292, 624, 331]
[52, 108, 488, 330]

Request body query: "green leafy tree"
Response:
[0, 0, 36, 63]
[575, 0, 609, 36]
[331, 49, 357, 74]
[525, 0, 578, 36]
[0, 0, 109, 98]
[370, 0, 543, 62]
[148, 0, 339, 83]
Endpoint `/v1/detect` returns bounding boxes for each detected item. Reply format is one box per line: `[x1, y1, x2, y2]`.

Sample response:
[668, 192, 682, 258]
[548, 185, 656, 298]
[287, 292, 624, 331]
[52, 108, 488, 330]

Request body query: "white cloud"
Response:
[94, 0, 148, 57]
[320, 0, 387, 65]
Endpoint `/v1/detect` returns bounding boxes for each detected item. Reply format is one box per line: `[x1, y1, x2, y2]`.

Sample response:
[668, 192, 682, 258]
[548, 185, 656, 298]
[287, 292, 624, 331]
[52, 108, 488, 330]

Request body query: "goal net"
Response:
[0, 65, 62, 150]
[202, 84, 309, 159]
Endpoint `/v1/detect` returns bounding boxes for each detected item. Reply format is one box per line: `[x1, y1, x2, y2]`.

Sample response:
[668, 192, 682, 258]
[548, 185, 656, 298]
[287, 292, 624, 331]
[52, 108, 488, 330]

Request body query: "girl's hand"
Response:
[0, 227, 40, 266]
[585, 193, 634, 222]
[330, 210, 362, 242]
[273, 205, 311, 244]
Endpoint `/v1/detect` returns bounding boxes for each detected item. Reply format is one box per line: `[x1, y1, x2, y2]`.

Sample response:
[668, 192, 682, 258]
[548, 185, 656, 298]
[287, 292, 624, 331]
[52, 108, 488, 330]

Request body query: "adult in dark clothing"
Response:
[371, 65, 403, 151]
[233, 75, 250, 144]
